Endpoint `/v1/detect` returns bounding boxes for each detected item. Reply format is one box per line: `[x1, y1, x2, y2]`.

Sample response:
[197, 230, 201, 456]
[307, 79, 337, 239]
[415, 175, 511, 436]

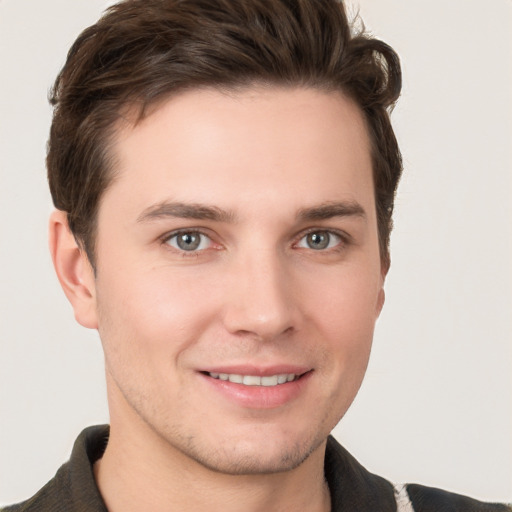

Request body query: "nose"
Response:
[221, 249, 298, 341]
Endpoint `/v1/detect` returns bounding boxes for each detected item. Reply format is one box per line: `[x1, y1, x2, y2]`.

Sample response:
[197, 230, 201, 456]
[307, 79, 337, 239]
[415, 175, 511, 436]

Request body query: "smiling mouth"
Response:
[204, 372, 305, 387]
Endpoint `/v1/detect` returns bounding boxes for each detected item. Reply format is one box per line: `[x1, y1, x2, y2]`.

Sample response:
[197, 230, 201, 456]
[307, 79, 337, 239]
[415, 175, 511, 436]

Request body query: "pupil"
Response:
[308, 232, 329, 250]
[177, 233, 200, 251]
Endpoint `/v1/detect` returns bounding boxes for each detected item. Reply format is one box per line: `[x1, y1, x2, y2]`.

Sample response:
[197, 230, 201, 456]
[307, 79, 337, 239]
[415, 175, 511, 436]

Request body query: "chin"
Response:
[171, 426, 327, 476]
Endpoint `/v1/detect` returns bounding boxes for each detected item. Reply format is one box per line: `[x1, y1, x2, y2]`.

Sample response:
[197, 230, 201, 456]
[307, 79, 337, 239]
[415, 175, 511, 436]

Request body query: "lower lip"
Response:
[199, 372, 312, 409]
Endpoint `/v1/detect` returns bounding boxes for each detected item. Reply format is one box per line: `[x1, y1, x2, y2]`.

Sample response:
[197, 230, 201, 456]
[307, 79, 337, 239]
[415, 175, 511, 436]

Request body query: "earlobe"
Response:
[48, 210, 98, 329]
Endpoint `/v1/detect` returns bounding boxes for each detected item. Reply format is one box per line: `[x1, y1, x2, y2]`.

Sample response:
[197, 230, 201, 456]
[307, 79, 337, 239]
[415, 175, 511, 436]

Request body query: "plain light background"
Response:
[1, 0, 511, 506]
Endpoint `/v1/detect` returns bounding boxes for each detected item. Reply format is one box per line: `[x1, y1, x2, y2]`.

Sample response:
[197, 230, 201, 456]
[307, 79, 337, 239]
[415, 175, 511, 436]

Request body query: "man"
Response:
[2, 0, 510, 511]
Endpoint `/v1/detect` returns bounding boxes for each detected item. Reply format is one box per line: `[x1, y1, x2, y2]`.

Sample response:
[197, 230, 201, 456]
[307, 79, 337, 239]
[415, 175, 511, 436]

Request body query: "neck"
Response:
[94, 413, 331, 512]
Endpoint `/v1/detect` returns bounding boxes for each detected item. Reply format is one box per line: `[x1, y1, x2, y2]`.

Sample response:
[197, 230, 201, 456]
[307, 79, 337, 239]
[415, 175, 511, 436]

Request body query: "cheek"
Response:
[96, 265, 220, 365]
[302, 265, 381, 376]
[306, 264, 382, 334]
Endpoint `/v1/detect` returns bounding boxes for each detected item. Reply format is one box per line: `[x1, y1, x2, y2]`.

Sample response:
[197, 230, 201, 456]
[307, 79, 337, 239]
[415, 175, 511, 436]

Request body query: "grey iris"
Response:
[176, 232, 201, 251]
[307, 232, 330, 250]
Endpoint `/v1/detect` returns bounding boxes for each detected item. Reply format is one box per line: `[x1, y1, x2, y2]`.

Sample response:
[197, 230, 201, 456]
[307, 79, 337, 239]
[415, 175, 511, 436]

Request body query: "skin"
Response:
[50, 86, 386, 512]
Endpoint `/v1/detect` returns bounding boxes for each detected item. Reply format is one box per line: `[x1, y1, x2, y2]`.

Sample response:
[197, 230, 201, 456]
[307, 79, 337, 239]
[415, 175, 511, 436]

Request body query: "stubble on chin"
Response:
[155, 421, 330, 477]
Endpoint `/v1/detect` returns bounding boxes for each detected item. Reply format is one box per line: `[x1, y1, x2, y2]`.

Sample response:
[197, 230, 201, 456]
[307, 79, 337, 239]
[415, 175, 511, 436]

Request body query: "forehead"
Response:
[104, 86, 374, 220]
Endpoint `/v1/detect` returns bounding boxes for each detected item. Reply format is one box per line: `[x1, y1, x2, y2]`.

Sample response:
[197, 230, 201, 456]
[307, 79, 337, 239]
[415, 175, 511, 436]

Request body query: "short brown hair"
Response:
[47, 0, 402, 268]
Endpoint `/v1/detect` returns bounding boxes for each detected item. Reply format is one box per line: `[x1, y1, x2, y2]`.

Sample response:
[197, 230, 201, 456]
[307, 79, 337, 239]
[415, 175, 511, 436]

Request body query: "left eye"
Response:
[297, 231, 341, 250]
[166, 231, 212, 252]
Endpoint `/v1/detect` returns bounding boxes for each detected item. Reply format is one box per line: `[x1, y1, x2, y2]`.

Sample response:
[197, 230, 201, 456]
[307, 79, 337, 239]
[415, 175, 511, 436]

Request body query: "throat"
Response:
[92, 422, 331, 512]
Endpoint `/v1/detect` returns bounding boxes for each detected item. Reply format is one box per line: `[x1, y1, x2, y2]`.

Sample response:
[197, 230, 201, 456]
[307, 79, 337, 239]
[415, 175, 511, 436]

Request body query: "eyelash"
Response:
[160, 227, 351, 256]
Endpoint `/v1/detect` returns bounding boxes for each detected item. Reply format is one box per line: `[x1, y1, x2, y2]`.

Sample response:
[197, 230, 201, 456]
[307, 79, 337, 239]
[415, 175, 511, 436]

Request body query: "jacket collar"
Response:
[325, 435, 396, 512]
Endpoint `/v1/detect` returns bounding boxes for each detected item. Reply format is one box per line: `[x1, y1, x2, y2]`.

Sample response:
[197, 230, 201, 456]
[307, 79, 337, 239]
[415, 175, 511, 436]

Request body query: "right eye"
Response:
[296, 230, 343, 251]
[165, 231, 212, 252]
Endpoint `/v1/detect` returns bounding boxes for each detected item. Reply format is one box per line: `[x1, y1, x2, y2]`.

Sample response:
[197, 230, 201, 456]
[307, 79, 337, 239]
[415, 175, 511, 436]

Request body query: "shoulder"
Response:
[325, 435, 511, 512]
[403, 483, 512, 512]
[1, 425, 109, 512]
[0, 462, 73, 512]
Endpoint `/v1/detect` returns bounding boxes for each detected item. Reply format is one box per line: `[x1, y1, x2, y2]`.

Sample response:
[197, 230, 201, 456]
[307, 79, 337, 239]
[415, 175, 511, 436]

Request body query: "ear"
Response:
[375, 261, 389, 316]
[376, 286, 386, 317]
[48, 210, 98, 329]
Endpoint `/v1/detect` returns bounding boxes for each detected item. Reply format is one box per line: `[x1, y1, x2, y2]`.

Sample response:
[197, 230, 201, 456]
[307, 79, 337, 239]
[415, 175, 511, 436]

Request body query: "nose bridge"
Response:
[222, 245, 296, 339]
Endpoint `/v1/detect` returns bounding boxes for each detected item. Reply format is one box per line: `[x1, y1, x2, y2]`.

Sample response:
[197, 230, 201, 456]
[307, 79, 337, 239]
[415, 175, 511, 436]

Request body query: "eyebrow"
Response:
[137, 201, 236, 223]
[137, 200, 366, 224]
[297, 201, 366, 221]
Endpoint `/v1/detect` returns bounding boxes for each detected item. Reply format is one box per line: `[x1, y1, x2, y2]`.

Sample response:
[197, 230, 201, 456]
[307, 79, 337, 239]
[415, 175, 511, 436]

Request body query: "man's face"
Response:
[89, 86, 385, 474]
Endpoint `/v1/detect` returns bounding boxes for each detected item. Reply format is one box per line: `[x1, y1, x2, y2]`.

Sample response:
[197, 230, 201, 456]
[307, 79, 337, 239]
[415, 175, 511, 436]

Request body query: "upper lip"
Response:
[199, 365, 311, 377]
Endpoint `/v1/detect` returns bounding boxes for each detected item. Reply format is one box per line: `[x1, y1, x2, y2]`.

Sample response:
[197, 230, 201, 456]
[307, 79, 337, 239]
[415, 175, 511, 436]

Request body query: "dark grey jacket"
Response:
[3, 425, 510, 511]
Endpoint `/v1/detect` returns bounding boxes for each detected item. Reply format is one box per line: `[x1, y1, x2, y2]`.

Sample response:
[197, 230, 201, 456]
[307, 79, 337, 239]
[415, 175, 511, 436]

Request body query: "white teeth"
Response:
[261, 375, 278, 386]
[243, 375, 262, 386]
[208, 372, 297, 386]
[277, 374, 288, 384]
